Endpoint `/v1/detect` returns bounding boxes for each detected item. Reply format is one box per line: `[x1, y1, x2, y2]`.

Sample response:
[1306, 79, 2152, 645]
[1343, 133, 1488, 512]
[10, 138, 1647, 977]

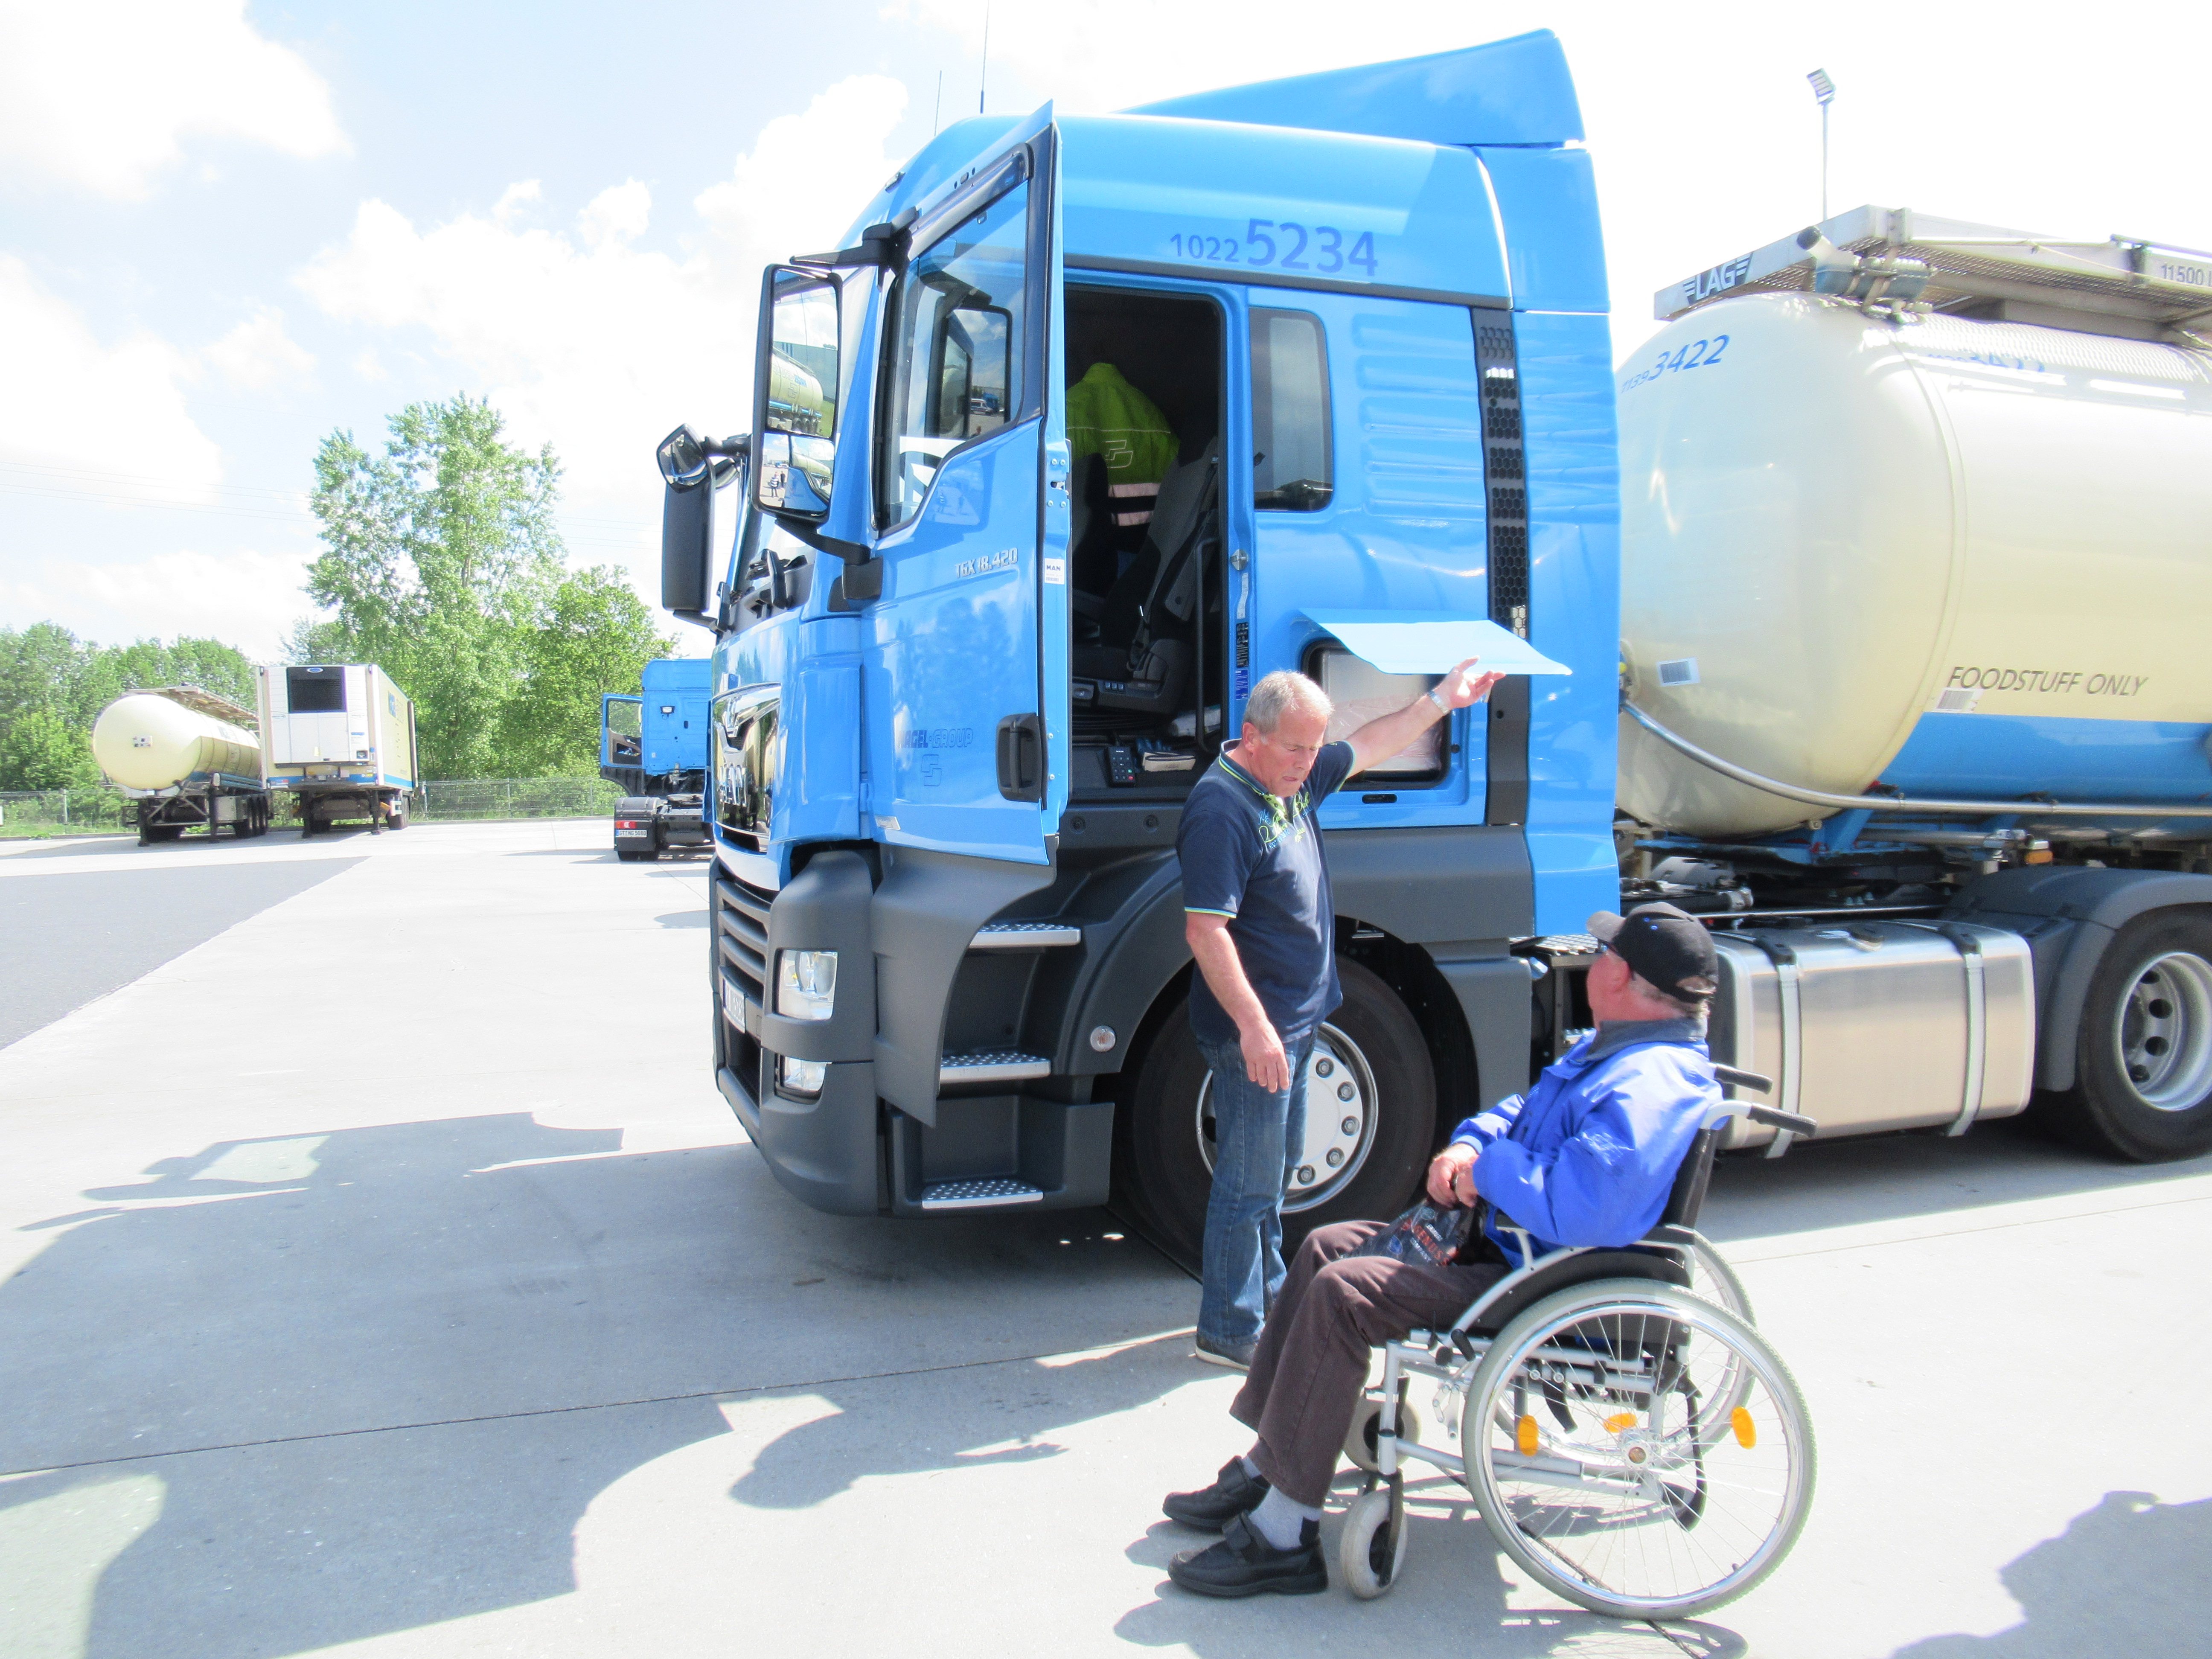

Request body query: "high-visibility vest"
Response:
[1066, 363, 1177, 527]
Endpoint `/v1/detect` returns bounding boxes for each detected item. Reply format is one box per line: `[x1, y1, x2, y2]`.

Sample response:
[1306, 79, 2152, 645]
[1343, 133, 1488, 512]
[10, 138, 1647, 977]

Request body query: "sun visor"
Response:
[1304, 611, 1571, 676]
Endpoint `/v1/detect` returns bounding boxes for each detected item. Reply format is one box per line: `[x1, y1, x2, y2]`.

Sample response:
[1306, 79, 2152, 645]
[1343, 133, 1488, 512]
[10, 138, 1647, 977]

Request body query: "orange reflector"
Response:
[1516, 1415, 1539, 1455]
[1731, 1406, 1757, 1449]
[1604, 1412, 1638, 1433]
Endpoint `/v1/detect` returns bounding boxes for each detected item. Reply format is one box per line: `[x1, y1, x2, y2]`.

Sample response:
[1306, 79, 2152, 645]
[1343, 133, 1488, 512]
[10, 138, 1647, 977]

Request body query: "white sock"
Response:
[1249, 1485, 1319, 1551]
[1237, 1454, 1261, 1481]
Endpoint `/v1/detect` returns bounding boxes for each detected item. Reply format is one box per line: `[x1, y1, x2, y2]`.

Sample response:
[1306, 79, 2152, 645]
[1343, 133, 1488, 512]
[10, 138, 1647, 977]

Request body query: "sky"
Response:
[5, 0, 2209, 659]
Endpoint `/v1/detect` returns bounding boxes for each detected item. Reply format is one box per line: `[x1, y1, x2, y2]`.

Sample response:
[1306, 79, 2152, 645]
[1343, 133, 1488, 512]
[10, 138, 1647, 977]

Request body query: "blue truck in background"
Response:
[601, 656, 711, 861]
[655, 31, 2212, 1261]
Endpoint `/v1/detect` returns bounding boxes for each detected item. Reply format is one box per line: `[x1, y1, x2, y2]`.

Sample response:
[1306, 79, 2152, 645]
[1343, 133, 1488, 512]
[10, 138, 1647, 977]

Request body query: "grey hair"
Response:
[1244, 670, 1332, 735]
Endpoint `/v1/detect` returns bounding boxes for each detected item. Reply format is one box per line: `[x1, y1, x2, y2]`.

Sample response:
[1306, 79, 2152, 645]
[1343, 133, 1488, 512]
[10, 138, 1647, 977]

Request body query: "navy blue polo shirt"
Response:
[1177, 740, 1357, 1048]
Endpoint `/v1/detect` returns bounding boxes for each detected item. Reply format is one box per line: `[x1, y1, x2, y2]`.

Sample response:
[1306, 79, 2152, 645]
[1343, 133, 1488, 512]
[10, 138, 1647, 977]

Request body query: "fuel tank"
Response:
[1616, 294, 2212, 838]
[92, 693, 260, 792]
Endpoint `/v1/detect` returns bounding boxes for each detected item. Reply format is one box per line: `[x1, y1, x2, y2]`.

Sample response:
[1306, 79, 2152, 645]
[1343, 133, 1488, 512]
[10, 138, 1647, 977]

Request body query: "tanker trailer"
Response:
[90, 687, 271, 844]
[1604, 207, 2212, 1162]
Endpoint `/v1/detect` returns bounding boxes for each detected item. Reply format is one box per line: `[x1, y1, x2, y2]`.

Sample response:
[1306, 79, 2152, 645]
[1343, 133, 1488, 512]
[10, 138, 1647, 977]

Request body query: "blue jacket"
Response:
[1450, 1018, 1720, 1267]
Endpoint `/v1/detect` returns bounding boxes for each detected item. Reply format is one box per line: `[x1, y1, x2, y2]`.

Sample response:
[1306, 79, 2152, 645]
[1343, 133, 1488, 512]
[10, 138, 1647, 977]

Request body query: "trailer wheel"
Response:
[1123, 958, 1438, 1269]
[2061, 911, 2212, 1161]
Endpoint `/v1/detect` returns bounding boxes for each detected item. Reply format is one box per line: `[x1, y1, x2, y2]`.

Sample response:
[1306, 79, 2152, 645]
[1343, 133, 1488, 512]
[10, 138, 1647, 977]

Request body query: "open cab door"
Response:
[860, 108, 1068, 864]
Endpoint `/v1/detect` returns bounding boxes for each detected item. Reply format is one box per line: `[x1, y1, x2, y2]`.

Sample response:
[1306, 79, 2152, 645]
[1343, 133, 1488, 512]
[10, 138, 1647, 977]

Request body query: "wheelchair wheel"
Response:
[1461, 1279, 1813, 1620]
[1339, 1487, 1406, 1600]
[1684, 1233, 1755, 1325]
[1342, 1395, 1424, 1475]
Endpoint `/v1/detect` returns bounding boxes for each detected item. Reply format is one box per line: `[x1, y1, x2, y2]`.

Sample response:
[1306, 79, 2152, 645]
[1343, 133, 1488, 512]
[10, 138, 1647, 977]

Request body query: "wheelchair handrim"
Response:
[1463, 1283, 1814, 1618]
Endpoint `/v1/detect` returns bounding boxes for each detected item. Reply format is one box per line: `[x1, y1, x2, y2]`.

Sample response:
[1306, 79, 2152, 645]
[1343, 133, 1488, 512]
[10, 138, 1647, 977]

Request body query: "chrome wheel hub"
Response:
[2117, 951, 2212, 1112]
[1196, 1021, 1381, 1213]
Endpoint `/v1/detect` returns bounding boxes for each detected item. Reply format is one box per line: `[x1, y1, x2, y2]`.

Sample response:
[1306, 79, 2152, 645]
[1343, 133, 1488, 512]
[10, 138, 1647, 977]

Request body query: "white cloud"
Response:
[0, 256, 223, 491]
[0, 547, 311, 656]
[0, 0, 346, 200]
[294, 75, 911, 538]
[204, 305, 316, 390]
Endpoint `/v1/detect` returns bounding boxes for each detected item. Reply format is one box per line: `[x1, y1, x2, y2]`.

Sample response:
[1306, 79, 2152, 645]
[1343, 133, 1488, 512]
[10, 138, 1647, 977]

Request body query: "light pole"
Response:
[1807, 69, 1836, 224]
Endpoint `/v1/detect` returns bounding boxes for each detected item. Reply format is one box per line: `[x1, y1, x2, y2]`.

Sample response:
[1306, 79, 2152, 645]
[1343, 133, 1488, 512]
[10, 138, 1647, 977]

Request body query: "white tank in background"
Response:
[1617, 216, 2212, 840]
[92, 692, 261, 792]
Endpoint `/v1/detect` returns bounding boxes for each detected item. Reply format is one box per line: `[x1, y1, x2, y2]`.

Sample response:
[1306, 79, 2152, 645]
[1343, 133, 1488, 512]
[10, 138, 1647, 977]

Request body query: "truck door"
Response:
[864, 112, 1068, 863]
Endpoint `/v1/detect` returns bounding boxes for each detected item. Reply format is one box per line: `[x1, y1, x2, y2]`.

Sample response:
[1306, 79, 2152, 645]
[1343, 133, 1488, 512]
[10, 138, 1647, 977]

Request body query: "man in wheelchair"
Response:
[1161, 902, 1724, 1598]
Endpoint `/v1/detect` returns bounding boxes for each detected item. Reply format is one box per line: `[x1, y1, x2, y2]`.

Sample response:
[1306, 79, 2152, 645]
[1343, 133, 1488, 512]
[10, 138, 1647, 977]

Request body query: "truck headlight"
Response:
[775, 949, 838, 1021]
[777, 1055, 828, 1099]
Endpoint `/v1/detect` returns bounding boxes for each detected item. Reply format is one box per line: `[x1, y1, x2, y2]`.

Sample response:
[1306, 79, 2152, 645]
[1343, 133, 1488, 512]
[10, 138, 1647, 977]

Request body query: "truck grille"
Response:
[714, 873, 773, 1006]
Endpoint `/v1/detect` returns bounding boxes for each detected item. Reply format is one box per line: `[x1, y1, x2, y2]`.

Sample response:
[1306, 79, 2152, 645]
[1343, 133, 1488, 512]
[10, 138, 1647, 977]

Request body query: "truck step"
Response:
[969, 921, 1083, 950]
[917, 1177, 1045, 1211]
[938, 1051, 1052, 1084]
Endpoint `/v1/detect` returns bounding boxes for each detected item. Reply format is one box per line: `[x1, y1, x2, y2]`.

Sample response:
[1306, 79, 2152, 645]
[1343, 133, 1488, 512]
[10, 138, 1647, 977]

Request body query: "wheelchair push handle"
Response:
[1710, 1064, 1818, 1138]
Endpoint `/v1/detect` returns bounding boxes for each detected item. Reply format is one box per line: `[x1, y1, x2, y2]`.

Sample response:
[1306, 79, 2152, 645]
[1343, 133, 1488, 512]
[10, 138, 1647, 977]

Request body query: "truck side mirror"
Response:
[657, 426, 745, 625]
[753, 268, 841, 522]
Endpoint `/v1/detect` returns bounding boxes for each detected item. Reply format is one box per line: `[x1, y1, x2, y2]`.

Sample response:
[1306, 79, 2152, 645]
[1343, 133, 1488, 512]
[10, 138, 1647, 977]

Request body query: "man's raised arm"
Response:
[1344, 657, 1507, 774]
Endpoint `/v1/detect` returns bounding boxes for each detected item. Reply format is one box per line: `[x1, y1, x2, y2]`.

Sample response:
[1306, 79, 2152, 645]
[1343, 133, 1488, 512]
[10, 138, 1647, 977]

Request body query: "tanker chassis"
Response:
[90, 687, 273, 844]
[652, 36, 2212, 1261]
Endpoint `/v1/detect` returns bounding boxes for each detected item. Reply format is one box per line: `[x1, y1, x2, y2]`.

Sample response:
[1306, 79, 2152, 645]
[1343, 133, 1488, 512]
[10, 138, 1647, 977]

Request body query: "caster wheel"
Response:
[1339, 1487, 1406, 1600]
[1343, 1395, 1423, 1475]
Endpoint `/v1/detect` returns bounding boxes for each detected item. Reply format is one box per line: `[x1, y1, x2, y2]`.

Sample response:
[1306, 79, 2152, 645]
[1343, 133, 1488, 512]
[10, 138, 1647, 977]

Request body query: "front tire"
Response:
[1122, 958, 1437, 1269]
[1339, 1488, 1405, 1600]
[2059, 911, 2212, 1161]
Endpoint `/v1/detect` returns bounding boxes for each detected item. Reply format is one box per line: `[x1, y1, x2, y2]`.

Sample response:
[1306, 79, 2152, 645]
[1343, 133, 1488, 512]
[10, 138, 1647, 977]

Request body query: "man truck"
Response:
[653, 32, 2212, 1261]
[601, 657, 711, 861]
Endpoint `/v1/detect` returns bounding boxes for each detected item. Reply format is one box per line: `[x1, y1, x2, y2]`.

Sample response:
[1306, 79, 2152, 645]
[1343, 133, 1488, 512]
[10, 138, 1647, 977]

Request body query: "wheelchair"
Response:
[1335, 1067, 1816, 1620]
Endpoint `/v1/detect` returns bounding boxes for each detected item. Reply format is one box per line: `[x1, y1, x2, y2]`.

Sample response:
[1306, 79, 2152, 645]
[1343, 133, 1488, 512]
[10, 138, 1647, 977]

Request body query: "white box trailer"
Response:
[254, 664, 420, 836]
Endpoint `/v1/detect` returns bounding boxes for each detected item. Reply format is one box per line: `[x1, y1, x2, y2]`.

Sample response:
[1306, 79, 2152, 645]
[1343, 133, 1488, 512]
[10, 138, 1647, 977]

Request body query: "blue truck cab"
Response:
[602, 656, 712, 861]
[655, 33, 1622, 1254]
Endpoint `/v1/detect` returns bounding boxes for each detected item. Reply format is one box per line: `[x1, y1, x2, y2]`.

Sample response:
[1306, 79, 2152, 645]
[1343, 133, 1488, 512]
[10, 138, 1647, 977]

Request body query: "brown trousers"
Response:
[1230, 1218, 1505, 1507]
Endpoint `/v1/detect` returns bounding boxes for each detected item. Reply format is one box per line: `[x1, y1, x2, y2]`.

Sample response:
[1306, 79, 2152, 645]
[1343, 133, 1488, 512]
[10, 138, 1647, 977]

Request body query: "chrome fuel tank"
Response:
[1707, 920, 2036, 1150]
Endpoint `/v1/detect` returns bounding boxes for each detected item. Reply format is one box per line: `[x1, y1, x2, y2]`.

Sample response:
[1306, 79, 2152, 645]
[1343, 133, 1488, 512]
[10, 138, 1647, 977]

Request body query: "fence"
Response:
[0, 779, 625, 837]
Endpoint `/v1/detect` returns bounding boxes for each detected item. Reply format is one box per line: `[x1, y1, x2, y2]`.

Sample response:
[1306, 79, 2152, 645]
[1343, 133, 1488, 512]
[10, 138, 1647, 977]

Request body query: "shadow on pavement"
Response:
[657, 908, 707, 928]
[1890, 1491, 2212, 1656]
[0, 1113, 1183, 1659]
[1697, 1116, 2212, 1245]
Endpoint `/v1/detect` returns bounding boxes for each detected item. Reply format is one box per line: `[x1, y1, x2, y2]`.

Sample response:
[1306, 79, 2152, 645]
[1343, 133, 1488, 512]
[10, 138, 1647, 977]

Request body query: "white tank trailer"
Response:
[1598, 208, 2212, 1163]
[90, 687, 273, 844]
[253, 663, 420, 836]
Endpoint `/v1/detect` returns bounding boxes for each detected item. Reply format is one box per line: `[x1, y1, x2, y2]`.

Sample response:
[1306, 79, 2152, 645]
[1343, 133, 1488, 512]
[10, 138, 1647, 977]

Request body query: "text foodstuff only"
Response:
[1947, 667, 2150, 696]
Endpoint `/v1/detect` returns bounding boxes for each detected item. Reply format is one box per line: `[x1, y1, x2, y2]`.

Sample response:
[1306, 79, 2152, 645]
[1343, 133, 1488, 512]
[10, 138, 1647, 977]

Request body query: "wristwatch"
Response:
[1426, 685, 1452, 715]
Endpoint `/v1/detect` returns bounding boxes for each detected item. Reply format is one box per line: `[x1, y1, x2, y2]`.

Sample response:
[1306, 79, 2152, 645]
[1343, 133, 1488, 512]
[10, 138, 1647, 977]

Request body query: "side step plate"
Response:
[917, 1177, 1045, 1211]
[969, 921, 1082, 950]
[939, 1051, 1052, 1084]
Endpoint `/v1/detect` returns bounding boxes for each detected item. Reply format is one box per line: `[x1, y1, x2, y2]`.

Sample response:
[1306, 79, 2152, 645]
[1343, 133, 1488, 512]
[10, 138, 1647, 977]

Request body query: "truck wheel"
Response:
[2061, 912, 2212, 1161]
[1123, 958, 1438, 1269]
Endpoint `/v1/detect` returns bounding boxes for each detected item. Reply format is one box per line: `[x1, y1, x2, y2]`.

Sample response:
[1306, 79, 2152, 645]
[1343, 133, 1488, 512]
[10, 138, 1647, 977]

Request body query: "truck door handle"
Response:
[996, 714, 1043, 802]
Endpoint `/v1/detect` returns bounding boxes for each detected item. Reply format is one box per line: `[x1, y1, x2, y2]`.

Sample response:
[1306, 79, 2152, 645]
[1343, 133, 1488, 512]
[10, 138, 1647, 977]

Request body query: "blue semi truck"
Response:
[600, 656, 711, 861]
[656, 33, 2212, 1257]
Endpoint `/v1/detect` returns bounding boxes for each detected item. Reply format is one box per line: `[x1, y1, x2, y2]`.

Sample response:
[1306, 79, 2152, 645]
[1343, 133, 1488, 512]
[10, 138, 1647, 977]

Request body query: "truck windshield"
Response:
[878, 182, 1029, 526]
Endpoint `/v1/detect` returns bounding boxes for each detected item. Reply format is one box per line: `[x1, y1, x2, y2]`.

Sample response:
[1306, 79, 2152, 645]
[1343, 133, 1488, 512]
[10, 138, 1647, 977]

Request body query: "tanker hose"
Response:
[1621, 699, 2212, 821]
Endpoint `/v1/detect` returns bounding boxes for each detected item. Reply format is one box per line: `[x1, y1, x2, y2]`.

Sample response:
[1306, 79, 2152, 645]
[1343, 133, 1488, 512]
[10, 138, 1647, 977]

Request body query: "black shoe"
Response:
[1167, 1513, 1326, 1598]
[1193, 1334, 1257, 1371]
[1163, 1457, 1271, 1531]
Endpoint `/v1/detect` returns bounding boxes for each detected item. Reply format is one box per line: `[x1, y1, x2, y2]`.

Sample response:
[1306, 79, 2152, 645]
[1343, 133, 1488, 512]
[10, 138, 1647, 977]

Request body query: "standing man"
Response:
[1178, 660, 1503, 1368]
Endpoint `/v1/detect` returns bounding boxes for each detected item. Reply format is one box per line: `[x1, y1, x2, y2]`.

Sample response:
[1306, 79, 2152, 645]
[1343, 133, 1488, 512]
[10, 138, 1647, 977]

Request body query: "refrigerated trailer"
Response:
[652, 33, 2212, 1260]
[255, 664, 420, 836]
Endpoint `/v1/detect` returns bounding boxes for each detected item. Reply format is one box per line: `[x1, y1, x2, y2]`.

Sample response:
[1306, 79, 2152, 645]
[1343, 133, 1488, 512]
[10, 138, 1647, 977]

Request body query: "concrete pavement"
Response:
[1, 822, 2207, 1658]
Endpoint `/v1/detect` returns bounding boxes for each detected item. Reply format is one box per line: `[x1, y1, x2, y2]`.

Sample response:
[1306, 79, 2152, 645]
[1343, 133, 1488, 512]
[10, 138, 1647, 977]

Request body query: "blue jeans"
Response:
[1196, 1030, 1315, 1349]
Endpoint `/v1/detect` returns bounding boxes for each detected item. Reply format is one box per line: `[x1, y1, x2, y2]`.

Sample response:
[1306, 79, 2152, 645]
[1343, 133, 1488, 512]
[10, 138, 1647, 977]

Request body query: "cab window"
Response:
[878, 182, 1029, 526]
[1251, 308, 1332, 512]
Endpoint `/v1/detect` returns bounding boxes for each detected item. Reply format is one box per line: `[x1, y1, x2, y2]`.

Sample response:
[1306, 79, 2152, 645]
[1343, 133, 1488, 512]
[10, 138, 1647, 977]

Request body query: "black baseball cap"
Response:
[1587, 902, 1720, 1001]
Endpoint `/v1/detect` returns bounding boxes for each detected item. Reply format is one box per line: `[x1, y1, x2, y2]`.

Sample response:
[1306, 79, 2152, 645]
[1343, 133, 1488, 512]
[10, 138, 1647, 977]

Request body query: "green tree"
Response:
[499, 565, 672, 775]
[303, 393, 672, 778]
